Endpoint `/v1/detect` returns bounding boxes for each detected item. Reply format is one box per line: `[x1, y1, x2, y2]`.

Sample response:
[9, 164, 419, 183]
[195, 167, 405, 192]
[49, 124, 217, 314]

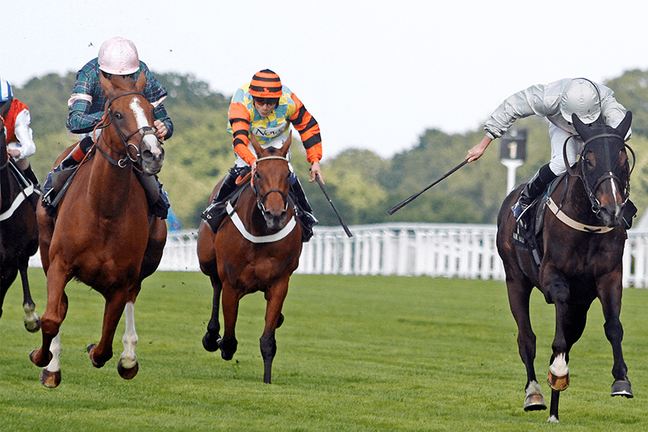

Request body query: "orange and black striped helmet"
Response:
[249, 69, 283, 98]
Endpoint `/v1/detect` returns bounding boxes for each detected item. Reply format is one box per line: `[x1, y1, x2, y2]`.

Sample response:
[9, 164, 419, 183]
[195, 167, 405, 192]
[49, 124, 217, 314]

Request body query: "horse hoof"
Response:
[40, 369, 61, 388]
[202, 333, 219, 352]
[524, 393, 547, 411]
[547, 415, 559, 423]
[24, 316, 41, 333]
[548, 371, 569, 391]
[611, 380, 633, 398]
[276, 313, 284, 329]
[117, 360, 139, 380]
[87, 344, 106, 369]
[29, 349, 51, 367]
[217, 338, 236, 361]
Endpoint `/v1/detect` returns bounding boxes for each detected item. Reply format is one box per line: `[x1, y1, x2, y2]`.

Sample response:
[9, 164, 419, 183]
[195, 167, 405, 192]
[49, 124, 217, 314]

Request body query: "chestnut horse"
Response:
[197, 136, 302, 384]
[0, 116, 40, 332]
[30, 73, 167, 388]
[497, 112, 634, 422]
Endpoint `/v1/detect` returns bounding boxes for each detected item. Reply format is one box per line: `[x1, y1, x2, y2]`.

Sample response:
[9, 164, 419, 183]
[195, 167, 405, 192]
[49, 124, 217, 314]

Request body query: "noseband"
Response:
[251, 155, 290, 214]
[94, 91, 159, 168]
[563, 133, 633, 215]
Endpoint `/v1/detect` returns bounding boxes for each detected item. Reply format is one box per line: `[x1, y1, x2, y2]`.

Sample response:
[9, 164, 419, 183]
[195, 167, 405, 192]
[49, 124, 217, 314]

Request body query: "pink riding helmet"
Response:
[98, 37, 140, 75]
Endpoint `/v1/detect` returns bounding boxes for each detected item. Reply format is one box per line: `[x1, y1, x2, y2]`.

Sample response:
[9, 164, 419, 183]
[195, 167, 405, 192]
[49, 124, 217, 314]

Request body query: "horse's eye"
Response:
[114, 112, 124, 120]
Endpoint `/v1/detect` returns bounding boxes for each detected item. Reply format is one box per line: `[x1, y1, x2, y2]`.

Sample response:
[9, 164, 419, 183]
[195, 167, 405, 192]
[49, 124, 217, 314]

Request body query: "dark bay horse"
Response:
[0, 116, 40, 332]
[497, 112, 634, 422]
[30, 73, 167, 388]
[197, 136, 303, 384]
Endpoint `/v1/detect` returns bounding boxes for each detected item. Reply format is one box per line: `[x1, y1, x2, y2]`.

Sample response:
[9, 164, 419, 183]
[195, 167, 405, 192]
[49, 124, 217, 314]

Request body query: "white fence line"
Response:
[29, 224, 648, 288]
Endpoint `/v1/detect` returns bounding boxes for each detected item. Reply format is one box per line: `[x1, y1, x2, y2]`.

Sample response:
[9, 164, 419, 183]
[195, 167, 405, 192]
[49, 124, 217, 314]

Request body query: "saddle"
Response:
[512, 175, 566, 266]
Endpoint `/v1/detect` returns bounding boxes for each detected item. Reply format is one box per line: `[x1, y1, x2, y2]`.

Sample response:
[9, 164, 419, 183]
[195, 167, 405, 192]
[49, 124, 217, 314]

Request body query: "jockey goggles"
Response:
[253, 97, 279, 107]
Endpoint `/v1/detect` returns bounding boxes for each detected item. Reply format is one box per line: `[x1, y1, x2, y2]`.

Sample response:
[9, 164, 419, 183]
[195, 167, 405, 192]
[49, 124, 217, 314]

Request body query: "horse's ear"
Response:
[135, 71, 146, 93]
[99, 73, 114, 97]
[279, 134, 293, 157]
[572, 113, 589, 138]
[616, 111, 632, 139]
[249, 134, 263, 156]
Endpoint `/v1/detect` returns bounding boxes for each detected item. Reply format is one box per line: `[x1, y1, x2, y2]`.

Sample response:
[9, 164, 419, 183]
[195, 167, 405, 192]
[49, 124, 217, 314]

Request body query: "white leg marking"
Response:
[45, 331, 62, 373]
[548, 415, 560, 423]
[23, 303, 40, 331]
[549, 353, 569, 377]
[120, 302, 138, 368]
[526, 380, 542, 396]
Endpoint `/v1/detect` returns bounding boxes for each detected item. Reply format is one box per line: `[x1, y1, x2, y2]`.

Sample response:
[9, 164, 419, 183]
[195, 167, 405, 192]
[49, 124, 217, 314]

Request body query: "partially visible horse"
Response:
[497, 111, 634, 422]
[197, 136, 302, 383]
[30, 73, 167, 388]
[0, 115, 40, 332]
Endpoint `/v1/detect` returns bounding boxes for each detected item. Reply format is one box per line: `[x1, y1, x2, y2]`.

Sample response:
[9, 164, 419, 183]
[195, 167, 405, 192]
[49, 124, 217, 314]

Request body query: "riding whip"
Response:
[387, 160, 468, 215]
[316, 176, 353, 238]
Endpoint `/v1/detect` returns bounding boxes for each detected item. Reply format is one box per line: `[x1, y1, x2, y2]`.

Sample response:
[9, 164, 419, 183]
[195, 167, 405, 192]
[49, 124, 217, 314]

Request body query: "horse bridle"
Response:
[562, 133, 634, 215]
[94, 91, 158, 168]
[251, 155, 291, 214]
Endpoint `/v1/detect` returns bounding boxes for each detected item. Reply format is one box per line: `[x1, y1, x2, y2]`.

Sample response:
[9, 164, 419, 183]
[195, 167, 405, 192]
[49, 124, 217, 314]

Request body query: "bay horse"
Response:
[0, 116, 40, 333]
[30, 73, 167, 388]
[497, 111, 634, 422]
[197, 135, 302, 384]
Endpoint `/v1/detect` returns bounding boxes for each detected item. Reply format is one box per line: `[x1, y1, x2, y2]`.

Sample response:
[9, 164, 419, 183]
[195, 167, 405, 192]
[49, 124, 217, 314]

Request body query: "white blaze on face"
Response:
[130, 97, 163, 157]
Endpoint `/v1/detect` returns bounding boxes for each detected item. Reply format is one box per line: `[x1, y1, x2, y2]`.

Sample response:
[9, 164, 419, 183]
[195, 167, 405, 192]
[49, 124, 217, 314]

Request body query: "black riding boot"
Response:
[511, 163, 556, 229]
[201, 168, 241, 233]
[42, 136, 94, 210]
[22, 164, 40, 189]
[290, 177, 318, 242]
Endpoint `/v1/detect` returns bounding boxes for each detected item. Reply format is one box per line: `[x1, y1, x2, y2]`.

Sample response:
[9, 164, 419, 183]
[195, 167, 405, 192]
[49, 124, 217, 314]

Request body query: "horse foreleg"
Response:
[88, 290, 127, 369]
[202, 275, 222, 352]
[20, 264, 41, 333]
[598, 273, 633, 397]
[218, 284, 239, 361]
[30, 266, 69, 368]
[260, 279, 289, 384]
[40, 330, 62, 388]
[506, 279, 545, 410]
[117, 301, 139, 379]
[548, 389, 560, 423]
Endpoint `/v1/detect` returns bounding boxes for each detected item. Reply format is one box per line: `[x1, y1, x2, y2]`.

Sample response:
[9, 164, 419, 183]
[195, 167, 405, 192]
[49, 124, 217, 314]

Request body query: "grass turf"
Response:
[1, 270, 647, 431]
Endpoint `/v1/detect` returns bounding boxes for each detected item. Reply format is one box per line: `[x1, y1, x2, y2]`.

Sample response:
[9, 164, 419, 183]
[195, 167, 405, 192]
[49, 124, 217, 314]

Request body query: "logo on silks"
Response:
[251, 123, 288, 138]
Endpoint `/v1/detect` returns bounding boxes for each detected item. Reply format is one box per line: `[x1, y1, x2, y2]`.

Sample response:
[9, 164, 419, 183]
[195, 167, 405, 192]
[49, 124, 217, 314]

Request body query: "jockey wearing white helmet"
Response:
[97, 36, 140, 76]
[465, 77, 631, 230]
[0, 77, 39, 186]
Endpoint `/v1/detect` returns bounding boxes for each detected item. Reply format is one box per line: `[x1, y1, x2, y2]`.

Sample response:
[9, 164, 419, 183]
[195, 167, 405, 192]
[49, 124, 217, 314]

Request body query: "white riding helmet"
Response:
[0, 78, 13, 102]
[98, 37, 140, 75]
[560, 78, 601, 124]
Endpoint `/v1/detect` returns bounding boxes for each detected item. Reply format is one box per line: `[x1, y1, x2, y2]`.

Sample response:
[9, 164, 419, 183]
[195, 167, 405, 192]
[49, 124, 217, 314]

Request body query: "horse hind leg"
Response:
[88, 291, 128, 369]
[20, 264, 41, 332]
[39, 331, 62, 388]
[202, 275, 223, 352]
[117, 301, 139, 379]
[260, 333, 276, 384]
